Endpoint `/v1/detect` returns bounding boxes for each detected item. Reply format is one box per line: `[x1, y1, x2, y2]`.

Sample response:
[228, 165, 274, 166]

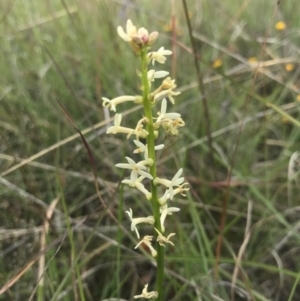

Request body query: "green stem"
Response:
[140, 48, 165, 300]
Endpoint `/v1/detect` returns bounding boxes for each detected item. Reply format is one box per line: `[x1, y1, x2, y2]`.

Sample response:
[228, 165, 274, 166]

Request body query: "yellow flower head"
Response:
[275, 21, 286, 31]
[285, 63, 294, 72]
[213, 59, 223, 69]
[296, 95, 300, 102]
[248, 57, 257, 63]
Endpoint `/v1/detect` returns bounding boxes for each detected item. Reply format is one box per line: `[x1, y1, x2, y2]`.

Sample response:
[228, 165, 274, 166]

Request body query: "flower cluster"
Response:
[103, 19, 189, 300]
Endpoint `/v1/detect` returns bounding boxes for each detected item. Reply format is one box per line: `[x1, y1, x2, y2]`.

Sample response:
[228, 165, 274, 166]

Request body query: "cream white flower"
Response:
[122, 176, 152, 200]
[161, 117, 185, 136]
[148, 47, 172, 65]
[134, 284, 158, 299]
[172, 183, 190, 196]
[154, 168, 185, 200]
[116, 157, 154, 180]
[155, 228, 176, 246]
[162, 77, 177, 90]
[158, 183, 190, 205]
[106, 114, 149, 138]
[135, 235, 157, 257]
[154, 77, 181, 104]
[126, 208, 155, 239]
[160, 204, 180, 233]
[133, 140, 164, 160]
[131, 117, 149, 140]
[154, 89, 181, 105]
[102, 95, 142, 112]
[156, 98, 181, 123]
[147, 70, 169, 83]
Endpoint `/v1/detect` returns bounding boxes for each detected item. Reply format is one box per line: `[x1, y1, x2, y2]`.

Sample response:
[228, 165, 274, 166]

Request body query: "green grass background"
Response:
[1, 0, 300, 300]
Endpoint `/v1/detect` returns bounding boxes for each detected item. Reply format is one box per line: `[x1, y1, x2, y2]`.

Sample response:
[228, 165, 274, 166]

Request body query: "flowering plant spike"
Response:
[103, 19, 189, 300]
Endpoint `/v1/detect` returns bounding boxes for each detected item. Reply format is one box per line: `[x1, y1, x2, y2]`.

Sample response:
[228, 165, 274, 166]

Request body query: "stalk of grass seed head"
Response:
[140, 47, 165, 298]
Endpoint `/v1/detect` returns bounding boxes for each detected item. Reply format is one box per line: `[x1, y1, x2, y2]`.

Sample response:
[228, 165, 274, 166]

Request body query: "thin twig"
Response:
[182, 0, 214, 167]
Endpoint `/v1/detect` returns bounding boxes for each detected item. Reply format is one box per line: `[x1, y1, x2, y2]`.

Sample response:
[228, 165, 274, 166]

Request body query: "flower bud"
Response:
[148, 31, 159, 46]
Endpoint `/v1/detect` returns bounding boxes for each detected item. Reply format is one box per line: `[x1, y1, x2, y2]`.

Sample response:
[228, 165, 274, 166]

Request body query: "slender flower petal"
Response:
[126, 208, 155, 238]
[134, 284, 158, 299]
[147, 70, 169, 83]
[160, 204, 180, 233]
[133, 140, 148, 154]
[154, 168, 185, 199]
[135, 235, 157, 257]
[154, 144, 165, 151]
[134, 181, 152, 200]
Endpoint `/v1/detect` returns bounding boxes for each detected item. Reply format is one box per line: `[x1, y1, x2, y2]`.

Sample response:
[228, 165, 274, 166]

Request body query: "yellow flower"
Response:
[296, 95, 300, 102]
[285, 63, 294, 72]
[213, 58, 223, 68]
[248, 57, 257, 63]
[275, 21, 286, 31]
